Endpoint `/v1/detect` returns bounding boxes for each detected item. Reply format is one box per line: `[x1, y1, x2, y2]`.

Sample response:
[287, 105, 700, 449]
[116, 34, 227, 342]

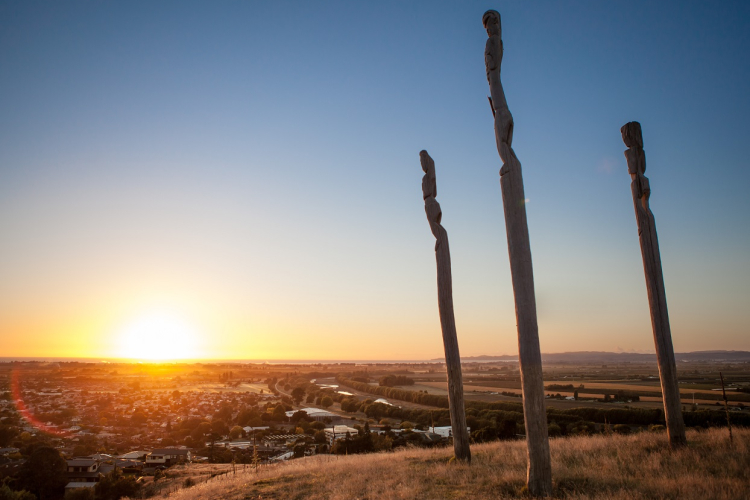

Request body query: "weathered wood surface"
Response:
[420, 150, 471, 463]
[719, 372, 734, 444]
[621, 121, 686, 448]
[483, 10, 552, 496]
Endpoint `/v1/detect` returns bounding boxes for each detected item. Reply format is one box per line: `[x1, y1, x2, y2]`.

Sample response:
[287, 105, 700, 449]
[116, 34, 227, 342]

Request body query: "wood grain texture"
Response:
[420, 150, 471, 463]
[483, 10, 552, 497]
[621, 121, 686, 448]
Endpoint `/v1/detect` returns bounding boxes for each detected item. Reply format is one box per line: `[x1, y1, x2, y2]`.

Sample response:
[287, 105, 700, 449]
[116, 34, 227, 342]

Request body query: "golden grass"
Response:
[136, 428, 749, 500]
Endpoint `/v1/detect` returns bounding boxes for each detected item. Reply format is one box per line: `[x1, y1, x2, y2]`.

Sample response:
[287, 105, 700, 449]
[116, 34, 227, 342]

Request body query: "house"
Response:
[99, 459, 143, 475]
[426, 426, 470, 438]
[145, 448, 191, 467]
[66, 458, 101, 490]
[67, 458, 100, 474]
[118, 450, 149, 460]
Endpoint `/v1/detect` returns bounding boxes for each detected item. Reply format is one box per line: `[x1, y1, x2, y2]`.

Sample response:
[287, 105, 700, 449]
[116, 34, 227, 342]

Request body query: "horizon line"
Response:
[1, 349, 748, 365]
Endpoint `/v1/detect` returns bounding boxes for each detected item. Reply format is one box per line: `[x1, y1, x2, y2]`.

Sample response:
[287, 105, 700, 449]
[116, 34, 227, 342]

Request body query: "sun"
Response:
[116, 310, 201, 361]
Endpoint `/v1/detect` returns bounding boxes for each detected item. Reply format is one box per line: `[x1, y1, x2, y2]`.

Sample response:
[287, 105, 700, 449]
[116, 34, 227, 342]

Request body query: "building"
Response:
[145, 448, 191, 467]
[261, 434, 300, 447]
[65, 458, 101, 490]
[323, 425, 359, 445]
[284, 408, 337, 421]
[427, 426, 470, 438]
[99, 459, 143, 475]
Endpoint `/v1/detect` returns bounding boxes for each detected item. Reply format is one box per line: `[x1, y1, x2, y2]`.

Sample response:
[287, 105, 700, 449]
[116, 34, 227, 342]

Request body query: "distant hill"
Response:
[432, 350, 750, 363]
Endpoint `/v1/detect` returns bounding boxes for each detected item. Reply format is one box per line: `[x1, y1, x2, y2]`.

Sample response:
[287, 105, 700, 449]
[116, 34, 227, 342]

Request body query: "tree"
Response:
[272, 405, 287, 421]
[289, 410, 309, 423]
[63, 489, 94, 500]
[211, 420, 229, 437]
[215, 405, 233, 422]
[378, 375, 415, 387]
[0, 485, 35, 500]
[291, 387, 306, 405]
[0, 426, 18, 448]
[130, 411, 147, 426]
[320, 396, 333, 408]
[17, 446, 67, 500]
[190, 426, 205, 442]
[237, 408, 259, 426]
[229, 426, 244, 440]
[313, 430, 327, 444]
[95, 470, 140, 500]
[498, 419, 517, 440]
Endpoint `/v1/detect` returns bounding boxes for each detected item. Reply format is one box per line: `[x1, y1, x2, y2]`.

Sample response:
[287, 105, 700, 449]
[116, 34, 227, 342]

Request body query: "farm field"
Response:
[177, 382, 269, 393]
[338, 359, 750, 414]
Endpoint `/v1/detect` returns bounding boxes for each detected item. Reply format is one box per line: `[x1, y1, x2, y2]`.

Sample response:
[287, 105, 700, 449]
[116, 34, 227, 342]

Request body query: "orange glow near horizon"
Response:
[114, 310, 202, 361]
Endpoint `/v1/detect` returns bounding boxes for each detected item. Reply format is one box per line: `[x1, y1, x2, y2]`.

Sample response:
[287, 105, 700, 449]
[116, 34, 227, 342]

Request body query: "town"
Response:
[1, 355, 748, 499]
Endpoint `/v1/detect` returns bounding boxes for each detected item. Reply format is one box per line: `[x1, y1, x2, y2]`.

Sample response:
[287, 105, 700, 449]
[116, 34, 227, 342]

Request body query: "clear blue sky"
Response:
[1, 0, 748, 359]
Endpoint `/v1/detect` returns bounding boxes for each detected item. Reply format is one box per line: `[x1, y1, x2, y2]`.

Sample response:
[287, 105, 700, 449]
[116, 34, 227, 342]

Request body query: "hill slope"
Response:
[152, 428, 748, 500]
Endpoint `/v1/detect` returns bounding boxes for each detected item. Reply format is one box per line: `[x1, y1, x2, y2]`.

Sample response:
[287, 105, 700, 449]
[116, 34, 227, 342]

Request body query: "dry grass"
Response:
[134, 428, 749, 500]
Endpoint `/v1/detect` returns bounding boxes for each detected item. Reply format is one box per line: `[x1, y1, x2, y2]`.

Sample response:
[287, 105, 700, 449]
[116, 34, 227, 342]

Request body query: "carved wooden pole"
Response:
[621, 122, 686, 447]
[420, 150, 471, 462]
[482, 10, 552, 496]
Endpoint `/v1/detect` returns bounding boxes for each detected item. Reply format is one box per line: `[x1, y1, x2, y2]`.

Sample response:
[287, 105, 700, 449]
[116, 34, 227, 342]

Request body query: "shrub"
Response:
[548, 422, 562, 437]
[1, 485, 36, 500]
[64, 488, 94, 500]
[613, 424, 632, 435]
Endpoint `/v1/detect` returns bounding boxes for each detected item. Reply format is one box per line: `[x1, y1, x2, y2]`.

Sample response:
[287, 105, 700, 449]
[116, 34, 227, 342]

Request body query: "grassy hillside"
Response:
[143, 428, 748, 500]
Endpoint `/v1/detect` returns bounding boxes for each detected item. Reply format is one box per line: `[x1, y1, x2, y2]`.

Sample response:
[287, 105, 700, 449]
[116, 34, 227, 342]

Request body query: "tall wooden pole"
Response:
[719, 372, 733, 444]
[621, 121, 686, 447]
[420, 150, 471, 462]
[482, 10, 551, 496]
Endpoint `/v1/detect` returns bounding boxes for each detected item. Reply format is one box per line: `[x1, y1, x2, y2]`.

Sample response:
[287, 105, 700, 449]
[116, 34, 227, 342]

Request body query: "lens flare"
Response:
[11, 366, 69, 437]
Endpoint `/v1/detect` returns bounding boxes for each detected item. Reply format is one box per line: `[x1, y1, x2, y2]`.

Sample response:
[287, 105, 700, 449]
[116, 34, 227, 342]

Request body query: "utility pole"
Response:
[621, 121, 686, 447]
[420, 150, 471, 462]
[482, 10, 552, 496]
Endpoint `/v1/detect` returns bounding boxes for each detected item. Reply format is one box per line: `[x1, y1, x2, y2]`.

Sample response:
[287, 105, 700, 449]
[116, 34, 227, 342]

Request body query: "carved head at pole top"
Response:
[621, 121, 643, 150]
[482, 10, 501, 38]
[420, 150, 437, 200]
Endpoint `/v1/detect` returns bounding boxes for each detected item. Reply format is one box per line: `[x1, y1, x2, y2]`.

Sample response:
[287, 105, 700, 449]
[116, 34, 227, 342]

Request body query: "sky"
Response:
[1, 0, 748, 361]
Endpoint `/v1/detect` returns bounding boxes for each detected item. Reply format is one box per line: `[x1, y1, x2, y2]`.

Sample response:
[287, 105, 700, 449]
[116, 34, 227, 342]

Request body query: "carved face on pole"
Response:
[621, 122, 643, 150]
[420, 150, 437, 201]
[482, 10, 501, 38]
